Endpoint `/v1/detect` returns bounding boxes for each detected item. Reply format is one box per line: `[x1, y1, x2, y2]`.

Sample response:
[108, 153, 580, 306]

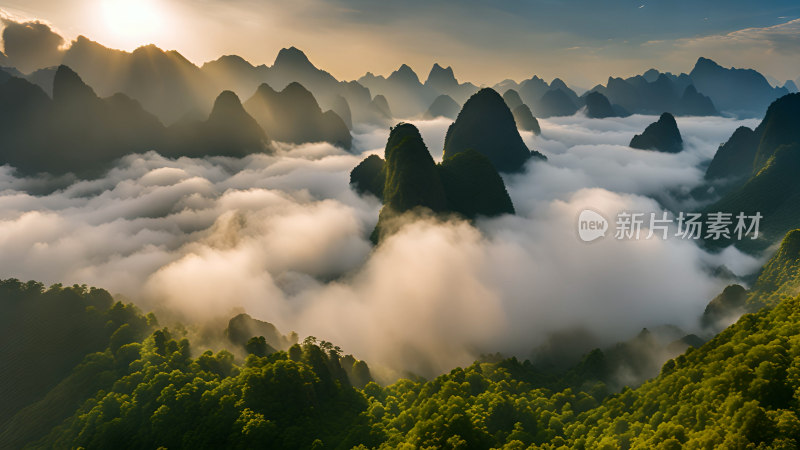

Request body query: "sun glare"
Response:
[100, 0, 164, 48]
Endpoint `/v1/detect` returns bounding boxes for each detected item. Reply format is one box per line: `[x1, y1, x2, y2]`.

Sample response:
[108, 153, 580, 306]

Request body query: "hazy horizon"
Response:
[1, 0, 799, 88]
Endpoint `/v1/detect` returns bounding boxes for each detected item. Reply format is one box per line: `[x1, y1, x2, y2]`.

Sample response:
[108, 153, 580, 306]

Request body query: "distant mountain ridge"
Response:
[0, 21, 786, 122]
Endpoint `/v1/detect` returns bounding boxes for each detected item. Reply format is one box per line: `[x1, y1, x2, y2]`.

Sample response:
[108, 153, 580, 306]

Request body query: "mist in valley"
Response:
[0, 114, 764, 380]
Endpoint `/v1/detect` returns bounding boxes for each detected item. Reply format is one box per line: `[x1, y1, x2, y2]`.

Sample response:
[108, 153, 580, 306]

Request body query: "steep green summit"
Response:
[749, 229, 800, 308]
[349, 154, 385, 200]
[444, 87, 544, 172]
[353, 122, 517, 242]
[383, 123, 447, 214]
[752, 93, 800, 173]
[438, 149, 515, 219]
[705, 126, 760, 181]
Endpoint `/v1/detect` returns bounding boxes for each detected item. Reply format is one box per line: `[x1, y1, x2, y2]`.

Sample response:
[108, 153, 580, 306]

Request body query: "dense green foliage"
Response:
[710, 143, 800, 251]
[354, 123, 518, 242]
[753, 93, 800, 173]
[438, 149, 515, 219]
[705, 94, 800, 251]
[629, 112, 683, 153]
[349, 155, 386, 200]
[704, 125, 760, 181]
[7, 224, 800, 450]
[701, 284, 748, 330]
[382, 123, 447, 214]
[38, 334, 378, 449]
[749, 229, 800, 308]
[0, 280, 156, 447]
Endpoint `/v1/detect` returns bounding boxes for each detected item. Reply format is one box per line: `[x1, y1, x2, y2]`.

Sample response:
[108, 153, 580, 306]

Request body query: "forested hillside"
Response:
[5, 230, 800, 448]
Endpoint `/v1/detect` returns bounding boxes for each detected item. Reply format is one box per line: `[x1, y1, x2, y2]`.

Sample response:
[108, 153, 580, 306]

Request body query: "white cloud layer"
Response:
[0, 114, 765, 379]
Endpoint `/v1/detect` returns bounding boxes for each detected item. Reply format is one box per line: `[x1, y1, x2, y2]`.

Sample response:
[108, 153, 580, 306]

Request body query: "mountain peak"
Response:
[693, 57, 721, 71]
[629, 112, 683, 153]
[426, 63, 457, 87]
[52, 65, 97, 104]
[132, 44, 167, 57]
[642, 68, 660, 82]
[209, 90, 247, 120]
[550, 78, 569, 90]
[388, 64, 421, 85]
[443, 88, 539, 172]
[273, 46, 314, 69]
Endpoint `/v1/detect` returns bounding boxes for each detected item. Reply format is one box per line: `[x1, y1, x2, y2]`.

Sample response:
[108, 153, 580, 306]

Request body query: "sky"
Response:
[1, 0, 799, 92]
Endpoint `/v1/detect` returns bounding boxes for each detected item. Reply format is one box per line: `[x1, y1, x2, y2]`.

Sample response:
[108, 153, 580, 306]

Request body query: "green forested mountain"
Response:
[6, 228, 800, 448]
[0, 280, 156, 448]
[443, 88, 545, 173]
[349, 154, 386, 200]
[351, 123, 516, 242]
[705, 126, 760, 182]
[703, 93, 800, 251]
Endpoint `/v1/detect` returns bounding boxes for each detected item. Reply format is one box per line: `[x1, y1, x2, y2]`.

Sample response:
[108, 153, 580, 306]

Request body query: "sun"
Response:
[100, 0, 165, 48]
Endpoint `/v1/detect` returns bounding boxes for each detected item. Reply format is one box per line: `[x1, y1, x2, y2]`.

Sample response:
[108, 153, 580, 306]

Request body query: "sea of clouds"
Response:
[0, 113, 764, 380]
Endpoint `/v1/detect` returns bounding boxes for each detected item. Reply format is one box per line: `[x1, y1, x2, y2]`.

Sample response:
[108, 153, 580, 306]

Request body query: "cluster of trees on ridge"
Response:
[4, 222, 800, 448]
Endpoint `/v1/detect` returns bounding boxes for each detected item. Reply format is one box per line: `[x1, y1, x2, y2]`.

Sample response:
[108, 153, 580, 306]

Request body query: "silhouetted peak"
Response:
[654, 73, 671, 84]
[424, 94, 460, 119]
[585, 91, 616, 118]
[254, 82, 278, 97]
[629, 112, 683, 153]
[209, 90, 249, 122]
[432, 63, 452, 75]
[388, 64, 421, 85]
[273, 46, 314, 69]
[550, 78, 569, 91]
[693, 57, 721, 71]
[283, 81, 314, 97]
[132, 44, 166, 57]
[371, 94, 392, 118]
[659, 112, 676, 123]
[466, 88, 505, 108]
[70, 35, 101, 50]
[52, 65, 97, 103]
[642, 68, 660, 82]
[426, 63, 457, 86]
[444, 87, 538, 172]
[503, 89, 523, 110]
[388, 121, 425, 146]
[207, 54, 254, 70]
